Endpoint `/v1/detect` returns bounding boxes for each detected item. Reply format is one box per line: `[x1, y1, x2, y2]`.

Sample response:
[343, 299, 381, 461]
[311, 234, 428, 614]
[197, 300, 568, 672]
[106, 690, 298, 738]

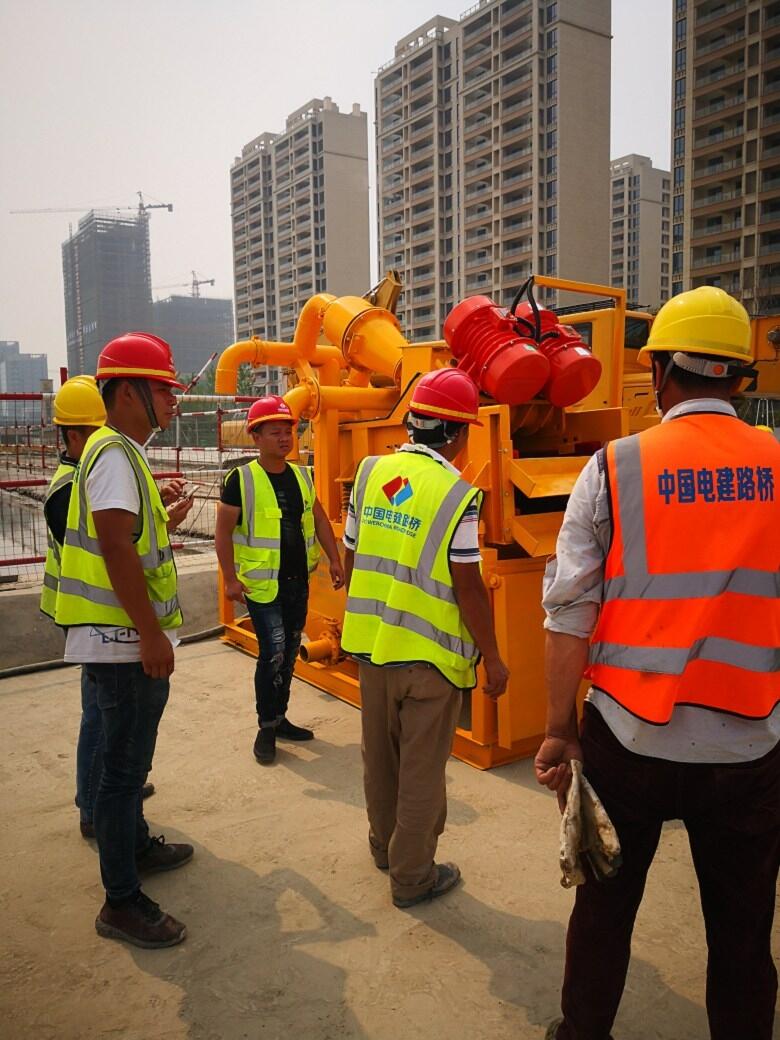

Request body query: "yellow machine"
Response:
[214, 275, 779, 769]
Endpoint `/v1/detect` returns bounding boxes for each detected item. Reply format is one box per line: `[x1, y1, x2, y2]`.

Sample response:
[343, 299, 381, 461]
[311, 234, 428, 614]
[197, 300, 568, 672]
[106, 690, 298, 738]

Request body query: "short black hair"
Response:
[59, 424, 95, 447]
[408, 414, 467, 447]
[99, 378, 124, 407]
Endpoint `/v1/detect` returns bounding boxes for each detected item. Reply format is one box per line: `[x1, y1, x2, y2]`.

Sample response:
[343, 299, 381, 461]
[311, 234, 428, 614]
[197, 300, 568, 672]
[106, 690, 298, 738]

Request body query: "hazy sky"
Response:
[0, 0, 671, 379]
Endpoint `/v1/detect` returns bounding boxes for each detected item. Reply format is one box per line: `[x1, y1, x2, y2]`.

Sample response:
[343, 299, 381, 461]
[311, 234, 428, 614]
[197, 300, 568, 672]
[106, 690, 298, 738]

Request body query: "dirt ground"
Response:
[0, 639, 777, 1040]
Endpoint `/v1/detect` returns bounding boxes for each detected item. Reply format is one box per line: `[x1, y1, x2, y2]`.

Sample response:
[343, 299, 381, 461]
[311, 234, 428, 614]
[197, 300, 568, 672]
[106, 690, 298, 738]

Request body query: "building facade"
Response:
[610, 154, 671, 310]
[230, 98, 370, 395]
[375, 0, 611, 341]
[62, 211, 153, 376]
[0, 341, 48, 423]
[671, 0, 780, 311]
[152, 295, 235, 381]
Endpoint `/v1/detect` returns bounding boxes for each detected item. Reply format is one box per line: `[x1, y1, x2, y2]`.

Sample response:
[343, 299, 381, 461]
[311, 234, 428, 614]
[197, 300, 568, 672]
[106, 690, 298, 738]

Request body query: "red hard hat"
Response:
[96, 332, 185, 389]
[246, 395, 296, 432]
[409, 368, 482, 425]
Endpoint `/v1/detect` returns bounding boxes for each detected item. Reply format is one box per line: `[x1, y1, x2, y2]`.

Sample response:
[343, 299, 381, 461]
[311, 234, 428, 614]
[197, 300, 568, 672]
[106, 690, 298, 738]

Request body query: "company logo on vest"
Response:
[382, 475, 414, 506]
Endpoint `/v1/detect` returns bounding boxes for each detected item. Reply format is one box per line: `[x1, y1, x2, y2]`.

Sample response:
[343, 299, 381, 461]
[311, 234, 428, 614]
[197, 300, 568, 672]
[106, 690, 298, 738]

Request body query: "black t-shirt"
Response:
[221, 463, 308, 580]
[43, 455, 77, 547]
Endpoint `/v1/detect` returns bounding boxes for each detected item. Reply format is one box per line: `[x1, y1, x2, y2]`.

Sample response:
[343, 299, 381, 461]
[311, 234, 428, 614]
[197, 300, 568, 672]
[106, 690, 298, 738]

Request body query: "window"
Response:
[547, 2, 557, 22]
[674, 166, 685, 187]
[546, 130, 557, 149]
[674, 107, 685, 130]
[547, 79, 558, 99]
[547, 104, 557, 124]
[547, 228, 557, 248]
[673, 253, 683, 273]
[546, 29, 557, 49]
[546, 155, 557, 175]
[675, 77, 686, 101]
[673, 195, 684, 216]
[675, 47, 686, 71]
[545, 254, 557, 274]
[674, 137, 685, 159]
[547, 204, 557, 223]
[547, 54, 557, 75]
[675, 17, 686, 40]
[673, 222, 684, 243]
[547, 179, 557, 199]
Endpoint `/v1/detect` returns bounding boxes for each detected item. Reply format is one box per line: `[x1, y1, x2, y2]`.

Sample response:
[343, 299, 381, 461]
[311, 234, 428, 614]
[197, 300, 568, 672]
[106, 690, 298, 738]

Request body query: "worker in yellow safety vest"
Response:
[40, 376, 155, 838]
[536, 286, 780, 1040]
[55, 332, 195, 951]
[341, 368, 509, 909]
[215, 395, 345, 765]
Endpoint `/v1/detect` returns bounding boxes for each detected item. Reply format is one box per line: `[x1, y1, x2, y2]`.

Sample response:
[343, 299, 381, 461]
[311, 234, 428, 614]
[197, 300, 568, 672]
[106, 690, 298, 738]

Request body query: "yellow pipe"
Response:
[299, 634, 340, 664]
[215, 338, 345, 394]
[293, 293, 337, 360]
[283, 379, 399, 420]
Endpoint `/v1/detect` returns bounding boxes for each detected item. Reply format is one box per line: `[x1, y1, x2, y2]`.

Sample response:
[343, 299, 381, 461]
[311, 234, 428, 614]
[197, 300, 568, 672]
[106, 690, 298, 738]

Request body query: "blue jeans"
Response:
[75, 667, 103, 824]
[246, 578, 308, 727]
[87, 662, 169, 903]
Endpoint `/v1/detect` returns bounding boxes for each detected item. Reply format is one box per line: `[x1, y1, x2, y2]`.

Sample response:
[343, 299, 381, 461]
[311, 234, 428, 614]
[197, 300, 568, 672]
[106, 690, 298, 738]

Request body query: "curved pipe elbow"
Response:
[294, 293, 337, 360]
[215, 340, 260, 394]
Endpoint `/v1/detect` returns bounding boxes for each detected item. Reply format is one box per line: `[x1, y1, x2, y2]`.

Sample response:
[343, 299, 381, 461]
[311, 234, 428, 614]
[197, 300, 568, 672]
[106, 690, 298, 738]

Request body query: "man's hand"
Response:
[140, 628, 175, 679]
[166, 494, 194, 531]
[329, 557, 345, 590]
[225, 577, 247, 604]
[159, 479, 186, 506]
[482, 654, 509, 699]
[535, 734, 583, 812]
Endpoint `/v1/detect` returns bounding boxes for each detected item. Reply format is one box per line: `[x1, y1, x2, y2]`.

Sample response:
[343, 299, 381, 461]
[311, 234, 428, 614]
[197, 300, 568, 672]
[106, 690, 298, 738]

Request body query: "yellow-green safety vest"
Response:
[54, 426, 182, 630]
[231, 460, 320, 604]
[341, 451, 481, 689]
[39, 459, 76, 619]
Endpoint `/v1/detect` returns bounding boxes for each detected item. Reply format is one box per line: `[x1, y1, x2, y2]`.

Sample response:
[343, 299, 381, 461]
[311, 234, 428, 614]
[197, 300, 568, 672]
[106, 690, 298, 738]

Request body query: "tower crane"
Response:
[10, 191, 173, 219]
[153, 272, 216, 298]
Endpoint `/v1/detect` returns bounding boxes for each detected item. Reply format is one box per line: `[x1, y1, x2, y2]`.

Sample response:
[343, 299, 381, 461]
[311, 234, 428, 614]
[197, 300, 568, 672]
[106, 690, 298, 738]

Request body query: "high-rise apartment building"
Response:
[610, 154, 671, 309]
[0, 341, 48, 422]
[230, 98, 370, 395]
[152, 295, 235, 379]
[62, 211, 153, 376]
[375, 0, 611, 341]
[671, 0, 780, 311]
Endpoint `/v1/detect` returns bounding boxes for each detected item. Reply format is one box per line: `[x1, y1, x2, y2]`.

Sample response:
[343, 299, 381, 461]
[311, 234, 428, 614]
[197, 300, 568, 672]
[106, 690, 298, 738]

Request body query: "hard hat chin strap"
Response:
[133, 380, 161, 434]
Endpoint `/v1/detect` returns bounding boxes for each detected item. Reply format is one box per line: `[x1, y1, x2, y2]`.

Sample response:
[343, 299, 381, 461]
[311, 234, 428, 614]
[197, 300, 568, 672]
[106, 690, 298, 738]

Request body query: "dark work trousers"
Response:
[75, 666, 103, 824]
[245, 577, 309, 727]
[555, 702, 780, 1040]
[88, 662, 169, 903]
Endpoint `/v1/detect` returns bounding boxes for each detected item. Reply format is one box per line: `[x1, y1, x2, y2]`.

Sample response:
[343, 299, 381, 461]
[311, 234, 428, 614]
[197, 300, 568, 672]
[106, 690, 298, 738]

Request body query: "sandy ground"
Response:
[0, 640, 777, 1040]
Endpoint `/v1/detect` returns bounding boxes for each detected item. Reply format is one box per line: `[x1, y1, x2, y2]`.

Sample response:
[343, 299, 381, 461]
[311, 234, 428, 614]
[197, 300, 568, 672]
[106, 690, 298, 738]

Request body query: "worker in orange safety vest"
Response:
[536, 286, 779, 1040]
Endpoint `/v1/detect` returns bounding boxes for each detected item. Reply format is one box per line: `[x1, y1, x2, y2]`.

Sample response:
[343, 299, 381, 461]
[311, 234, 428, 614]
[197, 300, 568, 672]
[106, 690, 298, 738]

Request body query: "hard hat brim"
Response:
[96, 366, 186, 390]
[408, 402, 483, 427]
[247, 414, 297, 431]
[636, 341, 753, 367]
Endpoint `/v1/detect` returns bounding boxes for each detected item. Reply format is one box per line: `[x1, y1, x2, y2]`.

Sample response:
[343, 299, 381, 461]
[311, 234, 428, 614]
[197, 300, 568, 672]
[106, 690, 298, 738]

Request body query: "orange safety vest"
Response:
[587, 412, 780, 723]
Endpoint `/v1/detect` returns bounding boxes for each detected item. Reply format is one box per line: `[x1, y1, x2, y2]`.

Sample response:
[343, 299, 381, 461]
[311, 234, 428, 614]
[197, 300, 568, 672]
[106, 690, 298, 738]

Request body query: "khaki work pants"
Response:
[359, 660, 462, 902]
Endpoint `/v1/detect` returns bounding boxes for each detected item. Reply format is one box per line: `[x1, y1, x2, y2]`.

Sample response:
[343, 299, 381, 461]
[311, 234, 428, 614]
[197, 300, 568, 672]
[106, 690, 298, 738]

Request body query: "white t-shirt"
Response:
[343, 443, 482, 563]
[64, 436, 179, 664]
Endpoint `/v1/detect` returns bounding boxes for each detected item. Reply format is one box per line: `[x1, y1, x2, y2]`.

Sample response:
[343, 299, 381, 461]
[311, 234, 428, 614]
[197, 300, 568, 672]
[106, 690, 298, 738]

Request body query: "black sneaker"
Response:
[393, 862, 461, 909]
[96, 890, 186, 949]
[136, 834, 194, 875]
[254, 727, 276, 764]
[276, 718, 314, 741]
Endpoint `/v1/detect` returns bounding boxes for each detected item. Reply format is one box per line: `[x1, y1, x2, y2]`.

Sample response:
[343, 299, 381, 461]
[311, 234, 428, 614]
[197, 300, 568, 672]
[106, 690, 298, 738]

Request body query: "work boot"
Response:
[276, 718, 314, 741]
[392, 862, 461, 909]
[136, 834, 194, 875]
[79, 782, 155, 839]
[254, 727, 276, 764]
[95, 890, 186, 949]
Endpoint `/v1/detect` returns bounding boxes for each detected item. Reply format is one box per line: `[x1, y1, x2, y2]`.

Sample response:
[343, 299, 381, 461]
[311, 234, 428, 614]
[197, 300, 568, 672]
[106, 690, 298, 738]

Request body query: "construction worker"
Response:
[55, 332, 195, 950]
[341, 368, 509, 909]
[215, 395, 345, 765]
[41, 376, 155, 836]
[536, 286, 780, 1040]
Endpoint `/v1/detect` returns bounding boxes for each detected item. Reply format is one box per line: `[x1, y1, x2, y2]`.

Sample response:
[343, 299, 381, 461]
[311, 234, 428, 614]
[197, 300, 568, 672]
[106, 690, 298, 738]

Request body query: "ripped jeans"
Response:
[245, 577, 309, 727]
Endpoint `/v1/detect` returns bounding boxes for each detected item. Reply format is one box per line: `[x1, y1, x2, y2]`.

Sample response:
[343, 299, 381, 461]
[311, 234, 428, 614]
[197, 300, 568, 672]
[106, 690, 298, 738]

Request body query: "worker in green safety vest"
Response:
[215, 394, 345, 765]
[55, 332, 194, 951]
[342, 368, 509, 910]
[40, 375, 157, 840]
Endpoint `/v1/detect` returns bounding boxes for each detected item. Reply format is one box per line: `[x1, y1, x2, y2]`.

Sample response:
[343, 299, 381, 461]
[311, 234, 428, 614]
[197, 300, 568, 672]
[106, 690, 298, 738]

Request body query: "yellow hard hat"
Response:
[638, 286, 752, 366]
[53, 375, 107, 427]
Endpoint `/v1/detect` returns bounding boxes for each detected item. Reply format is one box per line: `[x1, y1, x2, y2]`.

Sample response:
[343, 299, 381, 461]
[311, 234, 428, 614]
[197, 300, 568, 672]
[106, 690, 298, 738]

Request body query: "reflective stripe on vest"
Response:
[342, 452, 480, 687]
[40, 462, 76, 619]
[54, 427, 181, 630]
[231, 461, 319, 603]
[587, 415, 780, 722]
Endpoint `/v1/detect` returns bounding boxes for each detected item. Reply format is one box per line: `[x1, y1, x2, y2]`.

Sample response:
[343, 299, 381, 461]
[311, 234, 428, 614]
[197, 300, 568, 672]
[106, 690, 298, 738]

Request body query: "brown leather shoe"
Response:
[136, 834, 194, 875]
[95, 892, 186, 948]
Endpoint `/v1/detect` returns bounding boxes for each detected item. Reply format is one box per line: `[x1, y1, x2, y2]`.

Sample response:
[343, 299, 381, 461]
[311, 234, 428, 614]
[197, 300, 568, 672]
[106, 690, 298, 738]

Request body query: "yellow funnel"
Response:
[322, 296, 405, 385]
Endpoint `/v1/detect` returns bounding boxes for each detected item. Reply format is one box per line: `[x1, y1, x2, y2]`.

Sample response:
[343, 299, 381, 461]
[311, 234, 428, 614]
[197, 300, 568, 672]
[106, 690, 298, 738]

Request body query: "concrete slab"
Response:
[0, 641, 776, 1039]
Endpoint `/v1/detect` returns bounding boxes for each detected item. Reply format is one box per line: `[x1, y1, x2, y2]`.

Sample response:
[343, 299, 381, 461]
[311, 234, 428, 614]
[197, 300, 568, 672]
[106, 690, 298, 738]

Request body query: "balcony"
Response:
[693, 187, 742, 207]
[412, 225, 433, 240]
[465, 90, 492, 111]
[465, 181, 491, 200]
[695, 94, 745, 119]
[466, 226, 491, 244]
[693, 156, 743, 179]
[465, 64, 492, 87]
[692, 219, 742, 238]
[695, 63, 745, 89]
[466, 252, 492, 269]
[691, 249, 741, 269]
[693, 124, 744, 149]
[502, 94, 532, 117]
[503, 166, 532, 187]
[696, 2, 746, 28]
[465, 135, 492, 156]
[696, 30, 745, 58]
